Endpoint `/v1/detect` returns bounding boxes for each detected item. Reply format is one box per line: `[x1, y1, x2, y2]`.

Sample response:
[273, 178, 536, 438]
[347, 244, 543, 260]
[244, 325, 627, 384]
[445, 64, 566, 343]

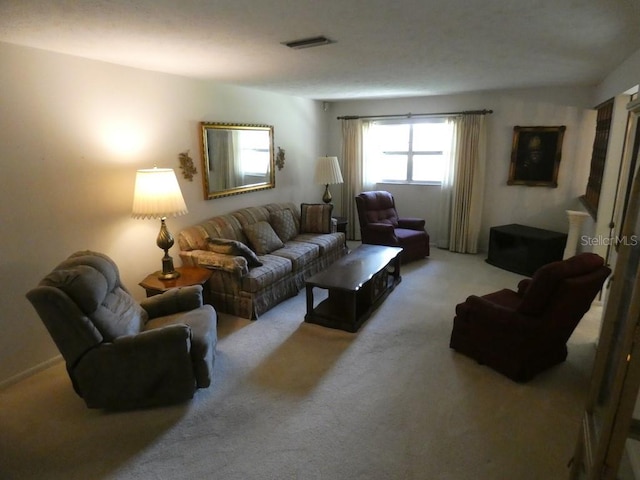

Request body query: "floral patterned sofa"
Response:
[177, 202, 347, 319]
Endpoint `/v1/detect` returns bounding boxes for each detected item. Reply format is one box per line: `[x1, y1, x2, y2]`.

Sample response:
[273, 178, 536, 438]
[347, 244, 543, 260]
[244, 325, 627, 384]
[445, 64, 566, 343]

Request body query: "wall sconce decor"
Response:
[132, 167, 188, 279]
[178, 150, 197, 181]
[276, 147, 286, 170]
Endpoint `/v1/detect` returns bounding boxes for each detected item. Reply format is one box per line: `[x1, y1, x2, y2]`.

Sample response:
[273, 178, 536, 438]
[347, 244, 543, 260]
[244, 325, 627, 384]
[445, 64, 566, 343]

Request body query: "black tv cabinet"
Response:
[486, 224, 567, 276]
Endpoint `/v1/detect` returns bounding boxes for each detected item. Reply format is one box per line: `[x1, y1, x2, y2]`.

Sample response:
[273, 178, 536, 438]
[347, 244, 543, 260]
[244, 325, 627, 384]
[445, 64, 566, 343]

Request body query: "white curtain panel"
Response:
[341, 118, 367, 240]
[437, 118, 457, 248]
[442, 114, 487, 253]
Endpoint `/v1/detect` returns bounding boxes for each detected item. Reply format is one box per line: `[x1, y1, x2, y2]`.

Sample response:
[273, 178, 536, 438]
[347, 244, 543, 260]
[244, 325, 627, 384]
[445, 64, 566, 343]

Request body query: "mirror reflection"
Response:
[200, 122, 275, 199]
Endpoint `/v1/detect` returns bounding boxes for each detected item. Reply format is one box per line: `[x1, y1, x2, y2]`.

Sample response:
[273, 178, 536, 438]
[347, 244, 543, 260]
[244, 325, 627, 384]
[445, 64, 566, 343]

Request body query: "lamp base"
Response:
[156, 218, 180, 280]
[157, 251, 181, 280]
[157, 270, 180, 280]
[322, 184, 332, 204]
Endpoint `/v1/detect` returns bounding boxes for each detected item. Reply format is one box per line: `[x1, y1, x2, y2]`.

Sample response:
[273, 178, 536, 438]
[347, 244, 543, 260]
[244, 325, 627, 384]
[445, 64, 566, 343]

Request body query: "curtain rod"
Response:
[336, 109, 493, 120]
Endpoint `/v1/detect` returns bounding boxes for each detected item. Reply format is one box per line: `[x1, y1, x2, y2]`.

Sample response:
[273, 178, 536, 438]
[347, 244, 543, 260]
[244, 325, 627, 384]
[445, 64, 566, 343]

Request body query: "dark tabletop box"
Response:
[486, 224, 568, 276]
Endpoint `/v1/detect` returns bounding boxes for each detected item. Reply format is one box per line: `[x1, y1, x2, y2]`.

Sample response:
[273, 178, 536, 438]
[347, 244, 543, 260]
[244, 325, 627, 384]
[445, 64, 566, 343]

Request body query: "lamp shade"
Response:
[131, 168, 188, 219]
[314, 156, 343, 185]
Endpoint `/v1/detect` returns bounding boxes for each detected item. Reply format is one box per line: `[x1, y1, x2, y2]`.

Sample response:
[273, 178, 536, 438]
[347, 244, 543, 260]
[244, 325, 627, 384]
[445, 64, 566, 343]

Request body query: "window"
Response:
[237, 130, 270, 176]
[367, 119, 452, 184]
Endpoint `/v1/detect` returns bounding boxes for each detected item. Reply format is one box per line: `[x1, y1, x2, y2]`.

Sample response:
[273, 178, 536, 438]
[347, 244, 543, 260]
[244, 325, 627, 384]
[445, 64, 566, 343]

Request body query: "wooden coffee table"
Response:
[304, 244, 402, 332]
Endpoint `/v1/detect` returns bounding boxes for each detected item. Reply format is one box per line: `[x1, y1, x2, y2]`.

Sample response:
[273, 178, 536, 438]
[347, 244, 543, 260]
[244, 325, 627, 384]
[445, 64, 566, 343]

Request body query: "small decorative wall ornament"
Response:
[276, 146, 286, 170]
[178, 150, 197, 181]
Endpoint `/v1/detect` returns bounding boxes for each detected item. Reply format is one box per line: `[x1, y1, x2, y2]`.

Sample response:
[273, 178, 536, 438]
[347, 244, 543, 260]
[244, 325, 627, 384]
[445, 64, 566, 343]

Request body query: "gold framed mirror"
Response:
[200, 122, 275, 199]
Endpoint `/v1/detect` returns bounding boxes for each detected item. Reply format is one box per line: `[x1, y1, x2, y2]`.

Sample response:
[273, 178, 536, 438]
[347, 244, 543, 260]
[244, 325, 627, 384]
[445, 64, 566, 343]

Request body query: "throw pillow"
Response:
[243, 221, 285, 255]
[300, 203, 333, 234]
[270, 209, 298, 243]
[207, 238, 263, 267]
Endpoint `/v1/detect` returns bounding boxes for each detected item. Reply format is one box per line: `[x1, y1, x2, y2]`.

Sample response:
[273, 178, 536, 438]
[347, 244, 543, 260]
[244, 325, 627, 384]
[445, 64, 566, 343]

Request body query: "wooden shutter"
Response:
[581, 98, 614, 219]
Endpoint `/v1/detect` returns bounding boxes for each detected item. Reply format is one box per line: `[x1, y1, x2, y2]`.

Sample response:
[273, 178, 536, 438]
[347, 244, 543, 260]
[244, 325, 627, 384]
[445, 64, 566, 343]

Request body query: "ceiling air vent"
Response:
[282, 36, 334, 50]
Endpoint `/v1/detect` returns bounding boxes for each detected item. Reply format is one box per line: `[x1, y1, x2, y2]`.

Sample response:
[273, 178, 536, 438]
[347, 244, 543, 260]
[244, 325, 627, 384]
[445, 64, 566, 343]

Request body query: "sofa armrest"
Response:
[74, 324, 196, 409]
[181, 250, 249, 277]
[367, 222, 394, 232]
[398, 217, 426, 230]
[363, 222, 399, 245]
[517, 278, 531, 296]
[458, 295, 535, 333]
[140, 285, 203, 319]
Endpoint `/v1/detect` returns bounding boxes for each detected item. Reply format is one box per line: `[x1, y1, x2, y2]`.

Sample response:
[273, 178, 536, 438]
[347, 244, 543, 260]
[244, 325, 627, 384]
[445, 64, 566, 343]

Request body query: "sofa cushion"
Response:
[90, 288, 147, 340]
[143, 305, 217, 387]
[264, 203, 301, 230]
[241, 255, 292, 293]
[42, 265, 108, 314]
[518, 252, 606, 316]
[178, 214, 245, 251]
[300, 203, 333, 234]
[395, 228, 428, 247]
[244, 221, 285, 255]
[295, 232, 344, 255]
[207, 238, 263, 267]
[42, 265, 146, 340]
[270, 209, 298, 243]
[41, 255, 147, 341]
[359, 191, 400, 226]
[196, 251, 249, 277]
[232, 206, 272, 227]
[271, 241, 320, 271]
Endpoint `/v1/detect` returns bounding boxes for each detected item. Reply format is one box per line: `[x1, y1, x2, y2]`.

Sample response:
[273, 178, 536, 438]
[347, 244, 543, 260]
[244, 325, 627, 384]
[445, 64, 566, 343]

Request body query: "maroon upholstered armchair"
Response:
[355, 191, 430, 263]
[450, 253, 611, 382]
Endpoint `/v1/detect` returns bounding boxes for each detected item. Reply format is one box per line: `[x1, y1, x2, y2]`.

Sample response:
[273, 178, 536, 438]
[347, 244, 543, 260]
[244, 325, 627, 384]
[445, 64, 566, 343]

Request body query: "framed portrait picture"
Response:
[508, 126, 566, 187]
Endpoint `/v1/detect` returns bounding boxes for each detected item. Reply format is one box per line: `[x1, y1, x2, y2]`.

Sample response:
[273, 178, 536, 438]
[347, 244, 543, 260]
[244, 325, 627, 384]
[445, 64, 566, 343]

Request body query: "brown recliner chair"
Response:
[26, 250, 217, 409]
[355, 190, 430, 263]
[450, 252, 611, 382]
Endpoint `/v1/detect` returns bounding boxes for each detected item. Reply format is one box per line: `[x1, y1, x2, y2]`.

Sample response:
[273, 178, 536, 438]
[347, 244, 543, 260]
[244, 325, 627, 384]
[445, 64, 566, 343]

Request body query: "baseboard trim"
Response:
[0, 355, 63, 390]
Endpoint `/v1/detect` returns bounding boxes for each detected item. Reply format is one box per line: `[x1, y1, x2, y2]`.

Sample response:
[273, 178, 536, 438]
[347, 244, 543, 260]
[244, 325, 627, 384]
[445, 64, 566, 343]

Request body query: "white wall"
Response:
[329, 88, 596, 251]
[596, 46, 640, 104]
[4, 40, 640, 386]
[0, 42, 328, 384]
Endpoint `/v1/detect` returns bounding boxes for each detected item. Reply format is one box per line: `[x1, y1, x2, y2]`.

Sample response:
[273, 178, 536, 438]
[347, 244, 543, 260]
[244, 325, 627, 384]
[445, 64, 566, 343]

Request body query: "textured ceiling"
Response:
[1, 0, 639, 101]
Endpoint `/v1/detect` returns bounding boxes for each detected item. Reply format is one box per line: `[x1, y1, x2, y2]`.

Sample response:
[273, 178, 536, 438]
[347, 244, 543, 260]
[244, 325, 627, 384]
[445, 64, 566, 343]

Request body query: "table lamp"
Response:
[314, 156, 343, 203]
[132, 167, 188, 279]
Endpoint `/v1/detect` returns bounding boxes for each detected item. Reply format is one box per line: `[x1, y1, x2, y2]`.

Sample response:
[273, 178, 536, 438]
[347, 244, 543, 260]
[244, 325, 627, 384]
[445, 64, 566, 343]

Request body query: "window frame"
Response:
[369, 118, 449, 186]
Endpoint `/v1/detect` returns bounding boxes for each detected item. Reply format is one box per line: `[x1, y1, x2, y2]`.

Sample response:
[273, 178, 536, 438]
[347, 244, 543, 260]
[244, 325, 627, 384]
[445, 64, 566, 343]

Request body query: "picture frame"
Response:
[508, 125, 566, 187]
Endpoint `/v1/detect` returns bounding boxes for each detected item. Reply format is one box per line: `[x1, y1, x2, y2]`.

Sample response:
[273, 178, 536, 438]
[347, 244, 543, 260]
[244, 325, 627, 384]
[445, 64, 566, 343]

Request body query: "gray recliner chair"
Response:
[26, 250, 217, 410]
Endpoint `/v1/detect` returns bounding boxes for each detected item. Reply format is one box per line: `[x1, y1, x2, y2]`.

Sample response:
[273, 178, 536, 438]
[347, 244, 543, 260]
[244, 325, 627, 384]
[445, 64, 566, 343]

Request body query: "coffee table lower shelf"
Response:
[304, 245, 402, 333]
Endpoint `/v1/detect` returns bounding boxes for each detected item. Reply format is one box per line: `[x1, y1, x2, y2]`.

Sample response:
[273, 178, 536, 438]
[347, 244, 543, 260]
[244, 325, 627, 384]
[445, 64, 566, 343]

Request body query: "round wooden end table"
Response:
[139, 266, 213, 302]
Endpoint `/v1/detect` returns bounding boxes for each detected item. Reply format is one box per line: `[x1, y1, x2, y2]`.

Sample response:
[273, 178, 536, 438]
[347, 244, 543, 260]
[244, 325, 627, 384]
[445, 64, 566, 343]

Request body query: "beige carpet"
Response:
[0, 247, 602, 480]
